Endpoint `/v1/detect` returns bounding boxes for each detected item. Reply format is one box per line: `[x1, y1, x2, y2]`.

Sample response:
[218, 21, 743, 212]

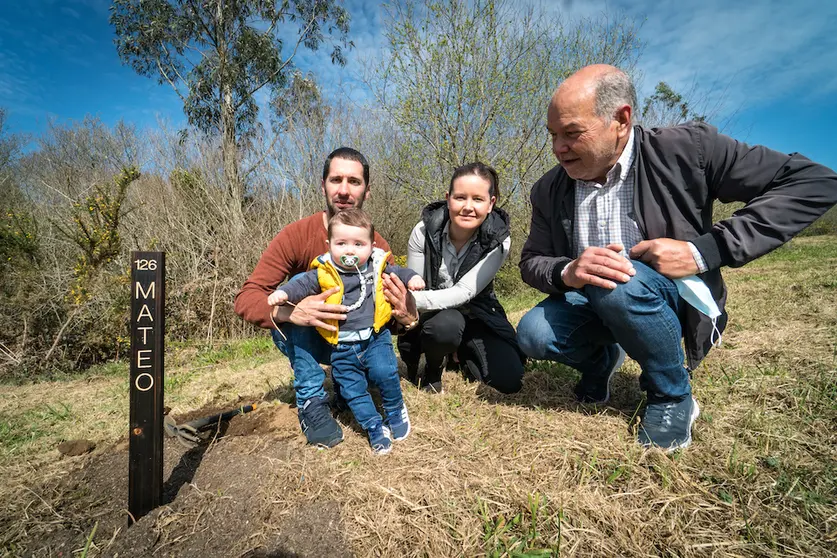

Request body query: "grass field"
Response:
[1, 236, 835, 557]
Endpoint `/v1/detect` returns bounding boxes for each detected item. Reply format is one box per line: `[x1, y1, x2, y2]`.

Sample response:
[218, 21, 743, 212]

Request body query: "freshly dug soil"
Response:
[10, 403, 353, 558]
[57, 439, 96, 457]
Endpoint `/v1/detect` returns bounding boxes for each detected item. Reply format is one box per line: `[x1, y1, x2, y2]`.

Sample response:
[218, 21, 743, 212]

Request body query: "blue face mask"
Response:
[673, 275, 722, 347]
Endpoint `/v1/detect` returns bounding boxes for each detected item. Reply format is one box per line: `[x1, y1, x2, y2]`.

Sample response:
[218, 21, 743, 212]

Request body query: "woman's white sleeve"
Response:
[412, 236, 511, 311]
[406, 222, 426, 278]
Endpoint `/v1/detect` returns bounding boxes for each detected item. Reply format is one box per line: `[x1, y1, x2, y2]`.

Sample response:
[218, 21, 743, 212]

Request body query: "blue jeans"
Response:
[271, 324, 331, 406]
[330, 329, 403, 431]
[517, 261, 690, 400]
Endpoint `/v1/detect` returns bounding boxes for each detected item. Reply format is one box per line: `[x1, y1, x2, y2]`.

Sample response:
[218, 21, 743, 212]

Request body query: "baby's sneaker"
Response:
[367, 423, 393, 455]
[386, 403, 411, 441]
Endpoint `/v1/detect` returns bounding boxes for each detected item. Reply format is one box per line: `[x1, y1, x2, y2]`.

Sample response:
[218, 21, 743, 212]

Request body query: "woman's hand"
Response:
[383, 272, 419, 325]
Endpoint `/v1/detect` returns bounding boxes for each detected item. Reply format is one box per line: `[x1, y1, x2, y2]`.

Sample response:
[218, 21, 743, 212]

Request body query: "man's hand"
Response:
[382, 272, 419, 325]
[271, 287, 346, 331]
[563, 243, 636, 290]
[629, 238, 698, 279]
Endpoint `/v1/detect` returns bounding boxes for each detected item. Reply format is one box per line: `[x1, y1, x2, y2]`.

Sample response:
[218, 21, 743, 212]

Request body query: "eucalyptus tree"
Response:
[111, 0, 352, 210]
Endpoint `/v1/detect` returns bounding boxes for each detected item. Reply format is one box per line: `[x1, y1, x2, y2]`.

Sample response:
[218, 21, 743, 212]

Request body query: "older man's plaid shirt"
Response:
[573, 129, 644, 257]
[572, 129, 707, 272]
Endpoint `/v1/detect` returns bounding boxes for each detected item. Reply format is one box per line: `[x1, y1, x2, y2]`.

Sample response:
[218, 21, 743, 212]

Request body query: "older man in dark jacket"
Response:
[517, 64, 837, 451]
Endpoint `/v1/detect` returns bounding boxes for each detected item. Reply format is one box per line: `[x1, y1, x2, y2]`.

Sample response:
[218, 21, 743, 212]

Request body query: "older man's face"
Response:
[547, 88, 625, 184]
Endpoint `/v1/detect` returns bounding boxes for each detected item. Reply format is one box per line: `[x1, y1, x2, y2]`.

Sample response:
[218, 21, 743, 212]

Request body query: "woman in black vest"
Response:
[398, 162, 525, 394]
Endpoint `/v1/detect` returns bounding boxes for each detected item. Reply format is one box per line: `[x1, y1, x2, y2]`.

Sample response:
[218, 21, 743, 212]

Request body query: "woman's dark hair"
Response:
[448, 162, 500, 200]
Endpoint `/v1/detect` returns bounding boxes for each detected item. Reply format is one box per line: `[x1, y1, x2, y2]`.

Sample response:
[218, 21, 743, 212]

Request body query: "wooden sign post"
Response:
[128, 251, 165, 524]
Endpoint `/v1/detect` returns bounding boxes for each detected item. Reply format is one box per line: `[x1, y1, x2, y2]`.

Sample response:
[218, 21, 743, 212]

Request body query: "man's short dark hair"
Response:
[327, 208, 375, 241]
[323, 147, 370, 186]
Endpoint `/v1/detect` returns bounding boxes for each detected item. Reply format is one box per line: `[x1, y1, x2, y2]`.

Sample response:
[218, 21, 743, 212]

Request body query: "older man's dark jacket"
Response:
[520, 122, 837, 370]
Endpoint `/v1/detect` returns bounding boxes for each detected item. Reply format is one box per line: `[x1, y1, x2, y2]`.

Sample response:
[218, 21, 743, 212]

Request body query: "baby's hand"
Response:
[407, 276, 426, 291]
[268, 290, 288, 306]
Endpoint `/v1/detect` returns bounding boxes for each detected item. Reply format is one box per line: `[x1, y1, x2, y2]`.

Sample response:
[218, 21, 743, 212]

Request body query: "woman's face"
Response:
[446, 173, 496, 235]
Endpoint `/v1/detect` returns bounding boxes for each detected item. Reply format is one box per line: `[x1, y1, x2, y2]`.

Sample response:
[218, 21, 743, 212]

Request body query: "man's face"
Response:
[547, 88, 627, 184]
[327, 223, 374, 270]
[322, 157, 369, 215]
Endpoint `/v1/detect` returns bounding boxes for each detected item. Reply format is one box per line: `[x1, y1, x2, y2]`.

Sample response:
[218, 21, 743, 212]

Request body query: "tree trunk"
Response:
[216, 0, 244, 229]
[221, 88, 241, 205]
[221, 85, 245, 237]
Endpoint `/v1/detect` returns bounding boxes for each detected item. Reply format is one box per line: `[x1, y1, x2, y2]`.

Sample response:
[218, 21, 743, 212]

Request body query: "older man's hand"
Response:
[382, 272, 419, 325]
[630, 238, 698, 278]
[271, 287, 346, 331]
[563, 244, 636, 290]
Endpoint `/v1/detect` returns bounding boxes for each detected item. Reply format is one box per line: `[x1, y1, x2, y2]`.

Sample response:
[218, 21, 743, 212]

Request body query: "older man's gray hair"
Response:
[594, 70, 637, 121]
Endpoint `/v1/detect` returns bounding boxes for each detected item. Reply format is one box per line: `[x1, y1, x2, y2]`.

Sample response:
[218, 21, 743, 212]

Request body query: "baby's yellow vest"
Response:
[309, 248, 394, 345]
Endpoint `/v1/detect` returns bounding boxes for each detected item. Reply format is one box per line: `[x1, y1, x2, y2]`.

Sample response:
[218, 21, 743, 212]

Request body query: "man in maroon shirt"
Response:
[235, 147, 418, 448]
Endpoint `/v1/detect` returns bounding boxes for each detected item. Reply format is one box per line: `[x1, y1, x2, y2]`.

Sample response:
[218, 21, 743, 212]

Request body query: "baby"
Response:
[269, 208, 424, 454]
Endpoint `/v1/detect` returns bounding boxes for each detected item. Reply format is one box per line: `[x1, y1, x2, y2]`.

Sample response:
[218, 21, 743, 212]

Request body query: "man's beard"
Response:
[326, 196, 365, 217]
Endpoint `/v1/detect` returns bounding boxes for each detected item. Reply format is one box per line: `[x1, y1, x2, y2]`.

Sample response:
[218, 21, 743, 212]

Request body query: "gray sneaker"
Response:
[638, 396, 700, 452]
[298, 396, 344, 449]
[574, 344, 626, 404]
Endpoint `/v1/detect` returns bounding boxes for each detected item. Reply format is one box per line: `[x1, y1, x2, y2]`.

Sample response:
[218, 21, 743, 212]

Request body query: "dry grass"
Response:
[1, 237, 836, 557]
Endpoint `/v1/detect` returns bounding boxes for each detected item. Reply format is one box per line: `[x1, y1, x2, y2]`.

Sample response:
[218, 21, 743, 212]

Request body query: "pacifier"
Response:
[340, 254, 359, 267]
[338, 253, 367, 312]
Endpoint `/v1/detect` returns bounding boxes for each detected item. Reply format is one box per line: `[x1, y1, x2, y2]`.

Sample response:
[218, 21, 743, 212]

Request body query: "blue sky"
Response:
[1, 0, 835, 171]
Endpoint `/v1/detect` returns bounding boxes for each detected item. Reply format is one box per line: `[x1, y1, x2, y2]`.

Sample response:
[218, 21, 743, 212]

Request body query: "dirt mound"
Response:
[225, 403, 299, 438]
[104, 435, 351, 558]
[8, 404, 353, 558]
[166, 401, 300, 442]
[57, 439, 96, 456]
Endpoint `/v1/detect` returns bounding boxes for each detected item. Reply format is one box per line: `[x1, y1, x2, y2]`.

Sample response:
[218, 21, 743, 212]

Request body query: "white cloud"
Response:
[60, 6, 81, 19]
[565, 0, 837, 112]
[9, 0, 831, 151]
[66, 0, 112, 19]
[283, 0, 385, 103]
[289, 0, 837, 120]
[0, 47, 48, 112]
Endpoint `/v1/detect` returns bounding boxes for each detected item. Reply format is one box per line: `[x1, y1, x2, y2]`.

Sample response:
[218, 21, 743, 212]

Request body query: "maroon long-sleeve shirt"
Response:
[234, 211, 392, 329]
